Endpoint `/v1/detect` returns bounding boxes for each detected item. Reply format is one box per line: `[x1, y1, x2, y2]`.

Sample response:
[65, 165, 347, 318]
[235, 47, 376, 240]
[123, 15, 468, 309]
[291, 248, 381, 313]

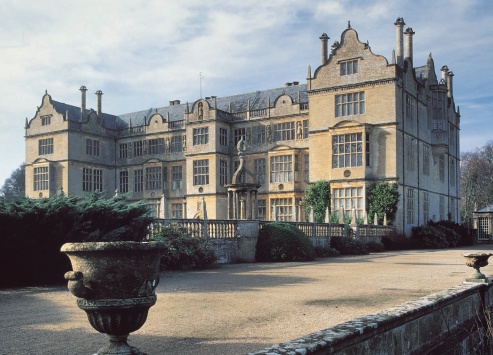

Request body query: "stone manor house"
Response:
[24, 18, 460, 235]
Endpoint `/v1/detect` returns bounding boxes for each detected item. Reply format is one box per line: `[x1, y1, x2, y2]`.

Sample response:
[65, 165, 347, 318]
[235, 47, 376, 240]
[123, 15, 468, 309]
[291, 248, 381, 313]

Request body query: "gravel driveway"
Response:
[1, 244, 492, 354]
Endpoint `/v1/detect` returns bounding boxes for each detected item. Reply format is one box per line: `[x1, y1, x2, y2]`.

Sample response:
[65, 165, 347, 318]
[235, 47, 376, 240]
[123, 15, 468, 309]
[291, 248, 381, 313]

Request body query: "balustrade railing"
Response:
[152, 218, 395, 240]
[168, 120, 184, 130]
[150, 218, 237, 239]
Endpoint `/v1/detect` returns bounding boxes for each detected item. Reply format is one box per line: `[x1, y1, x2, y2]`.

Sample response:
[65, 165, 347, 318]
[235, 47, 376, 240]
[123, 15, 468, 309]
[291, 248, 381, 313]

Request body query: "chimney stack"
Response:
[447, 71, 454, 98]
[95, 90, 103, 117]
[441, 65, 449, 83]
[404, 27, 415, 63]
[394, 18, 405, 67]
[80, 86, 87, 121]
[320, 33, 329, 65]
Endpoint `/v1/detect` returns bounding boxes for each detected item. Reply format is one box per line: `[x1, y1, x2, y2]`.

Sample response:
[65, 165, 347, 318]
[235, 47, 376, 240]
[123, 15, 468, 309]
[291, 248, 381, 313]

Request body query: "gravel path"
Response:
[1, 244, 492, 355]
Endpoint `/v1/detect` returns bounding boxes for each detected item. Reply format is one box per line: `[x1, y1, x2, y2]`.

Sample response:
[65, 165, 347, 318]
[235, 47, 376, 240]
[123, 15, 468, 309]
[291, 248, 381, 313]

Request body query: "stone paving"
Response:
[1, 244, 492, 355]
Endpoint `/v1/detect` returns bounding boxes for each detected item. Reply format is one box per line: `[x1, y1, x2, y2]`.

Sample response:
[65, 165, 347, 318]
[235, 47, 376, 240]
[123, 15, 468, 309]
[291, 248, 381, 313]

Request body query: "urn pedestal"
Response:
[61, 241, 165, 355]
[463, 252, 492, 282]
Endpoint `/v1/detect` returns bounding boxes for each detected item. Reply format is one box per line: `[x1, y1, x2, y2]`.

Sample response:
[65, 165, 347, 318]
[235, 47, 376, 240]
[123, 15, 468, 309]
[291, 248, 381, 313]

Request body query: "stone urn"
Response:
[61, 241, 166, 355]
[463, 252, 493, 281]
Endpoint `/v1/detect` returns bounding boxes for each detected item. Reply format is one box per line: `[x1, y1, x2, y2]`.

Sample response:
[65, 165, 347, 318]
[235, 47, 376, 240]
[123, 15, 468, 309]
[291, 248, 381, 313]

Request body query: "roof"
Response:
[51, 100, 125, 130]
[49, 83, 308, 129]
[117, 84, 308, 126]
[478, 205, 493, 213]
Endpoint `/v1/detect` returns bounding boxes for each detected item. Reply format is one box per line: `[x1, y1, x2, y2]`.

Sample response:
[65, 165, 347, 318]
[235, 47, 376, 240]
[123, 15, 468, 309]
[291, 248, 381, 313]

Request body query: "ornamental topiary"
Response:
[255, 222, 316, 262]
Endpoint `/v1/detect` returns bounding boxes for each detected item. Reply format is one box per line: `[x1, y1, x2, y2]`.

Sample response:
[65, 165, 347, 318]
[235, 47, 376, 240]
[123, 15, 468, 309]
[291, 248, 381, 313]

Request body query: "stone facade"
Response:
[24, 18, 460, 235]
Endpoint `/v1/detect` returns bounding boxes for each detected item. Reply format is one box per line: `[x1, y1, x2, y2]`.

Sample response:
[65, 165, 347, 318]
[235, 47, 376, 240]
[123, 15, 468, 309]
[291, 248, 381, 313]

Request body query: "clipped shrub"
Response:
[330, 236, 369, 255]
[381, 233, 415, 250]
[153, 224, 216, 270]
[431, 220, 474, 246]
[314, 246, 340, 257]
[411, 225, 449, 249]
[255, 222, 315, 262]
[0, 193, 152, 288]
[366, 241, 385, 253]
[411, 220, 469, 249]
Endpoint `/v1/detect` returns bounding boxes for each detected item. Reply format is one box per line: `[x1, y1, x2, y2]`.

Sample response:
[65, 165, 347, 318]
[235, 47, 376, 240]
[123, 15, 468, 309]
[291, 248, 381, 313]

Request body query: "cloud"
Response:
[1, 0, 492, 184]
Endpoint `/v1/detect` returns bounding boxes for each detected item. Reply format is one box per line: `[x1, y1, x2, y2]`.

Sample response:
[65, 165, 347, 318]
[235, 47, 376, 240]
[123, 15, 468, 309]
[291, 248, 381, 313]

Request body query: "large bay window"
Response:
[332, 187, 364, 219]
[271, 198, 293, 221]
[332, 133, 364, 168]
[270, 155, 292, 183]
[193, 159, 209, 185]
[34, 167, 49, 191]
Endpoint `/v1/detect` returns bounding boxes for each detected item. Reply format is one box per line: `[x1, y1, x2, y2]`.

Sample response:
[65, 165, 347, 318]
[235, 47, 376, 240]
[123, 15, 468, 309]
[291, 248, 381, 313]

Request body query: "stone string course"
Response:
[250, 280, 490, 354]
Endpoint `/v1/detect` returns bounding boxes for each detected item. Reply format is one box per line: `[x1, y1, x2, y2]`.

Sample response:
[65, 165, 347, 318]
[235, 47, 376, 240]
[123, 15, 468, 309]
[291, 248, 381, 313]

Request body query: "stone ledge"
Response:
[249, 280, 489, 355]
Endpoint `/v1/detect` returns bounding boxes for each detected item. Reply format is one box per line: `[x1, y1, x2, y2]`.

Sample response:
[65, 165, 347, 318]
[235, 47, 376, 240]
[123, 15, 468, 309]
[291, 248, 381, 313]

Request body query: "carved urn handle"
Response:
[64, 271, 93, 298]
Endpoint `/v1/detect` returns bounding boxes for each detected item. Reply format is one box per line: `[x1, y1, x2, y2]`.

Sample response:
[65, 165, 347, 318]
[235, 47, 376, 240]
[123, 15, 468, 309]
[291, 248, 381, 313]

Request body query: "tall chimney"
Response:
[320, 33, 329, 65]
[95, 90, 103, 117]
[394, 17, 405, 67]
[447, 71, 454, 98]
[441, 65, 449, 83]
[404, 27, 415, 63]
[80, 86, 87, 121]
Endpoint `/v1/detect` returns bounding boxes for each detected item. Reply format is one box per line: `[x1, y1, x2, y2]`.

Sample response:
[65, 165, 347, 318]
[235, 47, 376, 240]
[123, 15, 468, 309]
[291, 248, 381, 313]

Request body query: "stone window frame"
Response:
[134, 169, 144, 192]
[339, 59, 358, 76]
[332, 133, 363, 168]
[145, 166, 162, 191]
[147, 138, 165, 155]
[406, 188, 415, 225]
[170, 136, 182, 153]
[38, 138, 54, 155]
[171, 203, 183, 219]
[119, 170, 129, 193]
[41, 115, 51, 126]
[423, 144, 430, 176]
[34, 166, 49, 191]
[193, 159, 209, 186]
[171, 165, 183, 191]
[86, 139, 100, 157]
[254, 158, 266, 185]
[219, 159, 228, 186]
[270, 197, 293, 221]
[335, 92, 365, 117]
[133, 140, 145, 157]
[193, 127, 209, 146]
[82, 168, 103, 192]
[270, 155, 292, 183]
[273, 122, 295, 142]
[219, 128, 228, 146]
[234, 128, 245, 146]
[332, 187, 364, 219]
[119, 143, 128, 159]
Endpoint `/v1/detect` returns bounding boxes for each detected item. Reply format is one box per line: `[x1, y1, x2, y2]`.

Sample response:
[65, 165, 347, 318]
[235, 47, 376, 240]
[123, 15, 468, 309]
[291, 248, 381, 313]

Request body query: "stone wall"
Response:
[251, 280, 493, 354]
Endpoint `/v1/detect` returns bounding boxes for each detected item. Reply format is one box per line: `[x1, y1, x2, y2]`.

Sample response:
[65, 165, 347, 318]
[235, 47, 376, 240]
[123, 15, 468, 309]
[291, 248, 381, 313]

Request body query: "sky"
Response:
[1, 0, 492, 185]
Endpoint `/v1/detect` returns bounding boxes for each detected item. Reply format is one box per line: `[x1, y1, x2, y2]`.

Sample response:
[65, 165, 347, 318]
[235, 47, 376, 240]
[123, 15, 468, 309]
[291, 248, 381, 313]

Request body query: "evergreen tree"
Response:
[367, 182, 399, 225]
[0, 164, 25, 201]
[304, 180, 331, 223]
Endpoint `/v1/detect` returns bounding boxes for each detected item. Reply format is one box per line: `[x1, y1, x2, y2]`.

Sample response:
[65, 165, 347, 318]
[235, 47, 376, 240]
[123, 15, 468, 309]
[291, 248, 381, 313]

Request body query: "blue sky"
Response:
[1, 0, 492, 185]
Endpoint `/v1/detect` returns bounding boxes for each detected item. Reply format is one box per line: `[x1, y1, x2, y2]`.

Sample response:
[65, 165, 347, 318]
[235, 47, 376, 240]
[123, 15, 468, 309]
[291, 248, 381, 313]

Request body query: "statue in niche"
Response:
[198, 102, 203, 120]
[297, 121, 303, 140]
[266, 125, 272, 143]
[165, 137, 170, 154]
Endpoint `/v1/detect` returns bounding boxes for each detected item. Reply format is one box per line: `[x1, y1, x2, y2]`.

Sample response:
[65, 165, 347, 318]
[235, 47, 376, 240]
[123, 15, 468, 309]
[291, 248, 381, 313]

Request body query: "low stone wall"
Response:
[210, 220, 259, 264]
[250, 279, 493, 354]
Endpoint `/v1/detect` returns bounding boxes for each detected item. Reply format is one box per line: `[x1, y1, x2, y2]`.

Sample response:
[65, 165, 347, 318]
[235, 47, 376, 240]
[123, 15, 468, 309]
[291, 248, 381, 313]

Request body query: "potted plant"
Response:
[60, 193, 165, 355]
